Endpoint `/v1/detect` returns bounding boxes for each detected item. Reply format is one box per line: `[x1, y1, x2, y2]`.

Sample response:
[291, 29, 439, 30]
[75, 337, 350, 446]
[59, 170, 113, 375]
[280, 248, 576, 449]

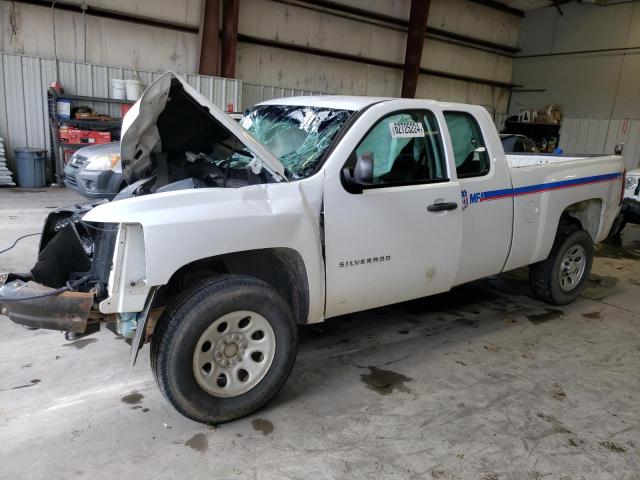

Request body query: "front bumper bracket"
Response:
[0, 279, 94, 333]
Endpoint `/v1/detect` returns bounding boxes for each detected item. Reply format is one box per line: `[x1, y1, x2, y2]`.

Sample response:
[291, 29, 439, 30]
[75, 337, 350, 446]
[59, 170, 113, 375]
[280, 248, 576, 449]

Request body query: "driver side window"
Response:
[353, 111, 448, 186]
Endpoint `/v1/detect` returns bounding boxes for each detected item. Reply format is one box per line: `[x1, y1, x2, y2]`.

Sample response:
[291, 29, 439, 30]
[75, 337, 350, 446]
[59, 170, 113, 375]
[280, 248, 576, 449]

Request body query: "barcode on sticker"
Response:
[389, 122, 425, 138]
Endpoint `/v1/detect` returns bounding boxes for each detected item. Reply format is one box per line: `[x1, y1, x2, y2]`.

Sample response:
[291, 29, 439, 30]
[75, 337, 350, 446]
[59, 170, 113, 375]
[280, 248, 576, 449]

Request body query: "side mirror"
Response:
[615, 144, 624, 156]
[354, 152, 374, 184]
[342, 152, 374, 193]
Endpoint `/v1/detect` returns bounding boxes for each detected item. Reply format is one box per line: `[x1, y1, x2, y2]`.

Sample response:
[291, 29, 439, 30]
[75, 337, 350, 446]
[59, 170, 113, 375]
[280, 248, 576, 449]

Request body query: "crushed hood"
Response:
[119, 72, 287, 184]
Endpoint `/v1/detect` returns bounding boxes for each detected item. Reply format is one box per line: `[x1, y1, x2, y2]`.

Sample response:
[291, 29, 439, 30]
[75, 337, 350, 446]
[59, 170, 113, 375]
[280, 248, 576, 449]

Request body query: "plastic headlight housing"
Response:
[84, 153, 121, 171]
[626, 176, 637, 189]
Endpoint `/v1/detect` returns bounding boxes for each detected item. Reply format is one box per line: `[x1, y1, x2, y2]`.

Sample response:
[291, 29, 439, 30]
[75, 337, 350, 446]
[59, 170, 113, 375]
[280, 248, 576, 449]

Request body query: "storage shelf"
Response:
[50, 91, 135, 104]
[48, 88, 127, 183]
[58, 118, 123, 128]
[59, 142, 114, 148]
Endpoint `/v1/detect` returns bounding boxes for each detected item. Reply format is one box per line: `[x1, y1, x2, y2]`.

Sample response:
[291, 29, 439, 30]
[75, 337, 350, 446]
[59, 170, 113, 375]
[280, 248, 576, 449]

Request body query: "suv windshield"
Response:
[240, 105, 353, 179]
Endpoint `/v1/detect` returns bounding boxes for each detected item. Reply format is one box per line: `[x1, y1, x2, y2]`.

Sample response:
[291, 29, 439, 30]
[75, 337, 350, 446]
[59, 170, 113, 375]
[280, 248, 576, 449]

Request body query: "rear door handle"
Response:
[427, 202, 458, 212]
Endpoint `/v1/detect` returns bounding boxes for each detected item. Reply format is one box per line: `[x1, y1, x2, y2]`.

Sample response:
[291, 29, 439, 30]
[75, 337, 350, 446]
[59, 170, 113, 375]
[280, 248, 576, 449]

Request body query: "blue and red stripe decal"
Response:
[480, 172, 622, 203]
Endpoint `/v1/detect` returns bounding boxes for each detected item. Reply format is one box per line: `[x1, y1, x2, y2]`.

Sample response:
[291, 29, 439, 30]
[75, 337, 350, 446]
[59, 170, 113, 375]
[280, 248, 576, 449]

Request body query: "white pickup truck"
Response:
[0, 73, 624, 423]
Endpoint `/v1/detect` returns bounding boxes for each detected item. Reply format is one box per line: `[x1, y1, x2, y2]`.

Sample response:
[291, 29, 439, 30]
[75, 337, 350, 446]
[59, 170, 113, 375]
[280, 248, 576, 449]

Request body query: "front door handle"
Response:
[427, 202, 458, 212]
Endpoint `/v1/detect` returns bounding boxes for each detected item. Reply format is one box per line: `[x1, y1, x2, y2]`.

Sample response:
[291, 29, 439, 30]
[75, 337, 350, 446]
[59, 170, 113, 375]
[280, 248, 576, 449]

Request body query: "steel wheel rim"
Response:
[559, 244, 586, 292]
[193, 310, 276, 398]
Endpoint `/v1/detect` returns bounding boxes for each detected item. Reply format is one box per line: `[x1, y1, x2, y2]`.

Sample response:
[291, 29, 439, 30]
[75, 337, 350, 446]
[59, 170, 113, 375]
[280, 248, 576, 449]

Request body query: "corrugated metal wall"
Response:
[0, 52, 241, 167]
[241, 82, 325, 110]
[560, 117, 640, 170]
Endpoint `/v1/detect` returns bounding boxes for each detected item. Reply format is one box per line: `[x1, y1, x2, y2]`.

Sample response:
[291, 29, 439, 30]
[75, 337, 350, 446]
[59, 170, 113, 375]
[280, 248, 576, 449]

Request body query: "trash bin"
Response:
[14, 148, 47, 188]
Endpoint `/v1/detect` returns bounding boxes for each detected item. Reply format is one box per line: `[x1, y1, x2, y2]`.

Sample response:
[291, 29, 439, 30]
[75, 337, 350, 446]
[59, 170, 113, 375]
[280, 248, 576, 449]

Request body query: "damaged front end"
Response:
[0, 203, 118, 334]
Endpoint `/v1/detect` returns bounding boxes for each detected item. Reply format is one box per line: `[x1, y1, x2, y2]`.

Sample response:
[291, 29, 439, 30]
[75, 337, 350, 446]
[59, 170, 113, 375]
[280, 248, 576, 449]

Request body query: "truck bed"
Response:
[506, 153, 615, 168]
[503, 153, 623, 272]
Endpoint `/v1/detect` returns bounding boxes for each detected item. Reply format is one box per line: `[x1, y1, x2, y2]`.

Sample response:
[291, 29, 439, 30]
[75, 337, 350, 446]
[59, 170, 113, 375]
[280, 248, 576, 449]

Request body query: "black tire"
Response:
[150, 274, 298, 424]
[529, 226, 594, 306]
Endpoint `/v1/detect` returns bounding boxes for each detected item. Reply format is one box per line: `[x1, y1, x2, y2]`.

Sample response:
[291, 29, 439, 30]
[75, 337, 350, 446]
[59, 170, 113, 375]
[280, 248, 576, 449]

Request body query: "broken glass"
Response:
[240, 105, 352, 180]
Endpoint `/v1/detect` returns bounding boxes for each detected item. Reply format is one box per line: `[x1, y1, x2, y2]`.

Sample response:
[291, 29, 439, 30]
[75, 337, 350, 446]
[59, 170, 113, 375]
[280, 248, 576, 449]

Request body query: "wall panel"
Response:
[559, 117, 640, 170]
[0, 52, 241, 169]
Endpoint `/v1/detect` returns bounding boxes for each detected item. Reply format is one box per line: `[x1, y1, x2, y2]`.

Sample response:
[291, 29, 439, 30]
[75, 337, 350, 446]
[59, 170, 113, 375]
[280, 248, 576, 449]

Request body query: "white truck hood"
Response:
[119, 72, 287, 183]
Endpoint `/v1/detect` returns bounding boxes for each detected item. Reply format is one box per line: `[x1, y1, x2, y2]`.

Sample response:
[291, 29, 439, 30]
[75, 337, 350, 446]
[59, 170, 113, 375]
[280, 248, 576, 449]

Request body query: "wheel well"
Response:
[560, 198, 602, 240]
[154, 248, 310, 324]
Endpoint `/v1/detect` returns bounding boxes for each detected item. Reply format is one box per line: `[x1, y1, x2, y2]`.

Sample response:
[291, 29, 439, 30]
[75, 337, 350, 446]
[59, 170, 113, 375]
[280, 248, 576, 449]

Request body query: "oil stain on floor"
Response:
[596, 239, 640, 260]
[600, 441, 627, 453]
[11, 379, 41, 390]
[583, 274, 621, 300]
[526, 309, 565, 325]
[121, 391, 144, 405]
[360, 366, 412, 395]
[62, 338, 98, 349]
[252, 418, 274, 435]
[185, 433, 209, 452]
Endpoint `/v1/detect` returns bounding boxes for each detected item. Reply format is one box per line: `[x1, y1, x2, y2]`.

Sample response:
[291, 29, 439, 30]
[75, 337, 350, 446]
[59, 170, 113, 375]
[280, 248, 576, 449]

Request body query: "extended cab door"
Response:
[442, 107, 513, 285]
[323, 104, 463, 318]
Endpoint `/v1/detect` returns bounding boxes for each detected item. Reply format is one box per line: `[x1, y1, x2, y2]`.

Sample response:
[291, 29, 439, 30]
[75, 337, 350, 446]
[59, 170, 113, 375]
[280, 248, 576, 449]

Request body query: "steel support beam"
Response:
[221, 0, 240, 78]
[237, 34, 519, 89]
[12, 0, 199, 33]
[467, 0, 524, 17]
[282, 0, 519, 54]
[401, 0, 430, 98]
[199, 0, 221, 76]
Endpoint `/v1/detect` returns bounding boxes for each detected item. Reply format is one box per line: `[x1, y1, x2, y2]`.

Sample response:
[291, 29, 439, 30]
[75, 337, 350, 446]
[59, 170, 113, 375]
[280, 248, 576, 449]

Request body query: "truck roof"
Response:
[258, 95, 390, 110]
[258, 95, 478, 112]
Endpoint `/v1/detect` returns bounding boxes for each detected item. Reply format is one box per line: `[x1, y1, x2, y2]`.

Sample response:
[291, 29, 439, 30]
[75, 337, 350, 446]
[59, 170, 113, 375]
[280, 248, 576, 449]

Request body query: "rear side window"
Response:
[353, 110, 447, 186]
[444, 111, 490, 178]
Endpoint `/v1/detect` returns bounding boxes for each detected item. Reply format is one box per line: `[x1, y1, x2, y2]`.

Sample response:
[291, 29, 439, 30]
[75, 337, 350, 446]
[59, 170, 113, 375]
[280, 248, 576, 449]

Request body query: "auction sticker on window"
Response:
[389, 121, 425, 138]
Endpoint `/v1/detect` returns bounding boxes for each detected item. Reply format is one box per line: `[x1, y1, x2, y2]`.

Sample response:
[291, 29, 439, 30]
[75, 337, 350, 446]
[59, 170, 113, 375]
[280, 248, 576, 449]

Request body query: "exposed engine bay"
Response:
[119, 78, 278, 198]
[0, 203, 116, 333]
[10, 203, 116, 294]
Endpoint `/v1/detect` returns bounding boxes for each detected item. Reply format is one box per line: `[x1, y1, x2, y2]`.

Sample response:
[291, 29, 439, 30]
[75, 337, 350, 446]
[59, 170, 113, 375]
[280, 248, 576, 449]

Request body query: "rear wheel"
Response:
[150, 275, 298, 424]
[529, 226, 593, 305]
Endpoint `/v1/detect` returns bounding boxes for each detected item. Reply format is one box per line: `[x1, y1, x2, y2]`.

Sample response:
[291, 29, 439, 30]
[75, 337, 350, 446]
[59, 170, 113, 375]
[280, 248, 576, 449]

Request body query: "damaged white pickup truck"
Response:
[0, 73, 624, 423]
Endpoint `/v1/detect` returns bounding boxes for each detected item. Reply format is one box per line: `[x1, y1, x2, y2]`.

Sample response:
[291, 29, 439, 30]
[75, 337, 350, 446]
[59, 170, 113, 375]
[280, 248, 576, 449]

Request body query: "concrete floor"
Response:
[0, 187, 639, 480]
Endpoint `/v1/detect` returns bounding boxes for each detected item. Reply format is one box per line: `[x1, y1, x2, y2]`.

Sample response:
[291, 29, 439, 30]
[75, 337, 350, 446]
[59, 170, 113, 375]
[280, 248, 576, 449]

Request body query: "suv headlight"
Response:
[626, 176, 638, 189]
[84, 153, 121, 171]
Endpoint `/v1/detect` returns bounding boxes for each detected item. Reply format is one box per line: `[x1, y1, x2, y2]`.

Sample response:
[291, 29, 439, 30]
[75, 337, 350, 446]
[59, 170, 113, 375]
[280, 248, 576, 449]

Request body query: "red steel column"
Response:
[221, 0, 240, 78]
[198, 0, 221, 76]
[401, 0, 430, 98]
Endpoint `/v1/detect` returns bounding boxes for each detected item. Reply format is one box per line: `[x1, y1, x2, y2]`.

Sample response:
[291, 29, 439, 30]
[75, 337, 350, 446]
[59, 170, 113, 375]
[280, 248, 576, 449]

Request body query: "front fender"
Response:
[83, 177, 325, 322]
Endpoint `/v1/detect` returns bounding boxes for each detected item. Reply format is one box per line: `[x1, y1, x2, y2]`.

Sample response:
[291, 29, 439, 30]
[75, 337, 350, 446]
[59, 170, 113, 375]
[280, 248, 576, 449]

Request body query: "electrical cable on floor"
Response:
[0, 275, 91, 302]
[0, 233, 41, 255]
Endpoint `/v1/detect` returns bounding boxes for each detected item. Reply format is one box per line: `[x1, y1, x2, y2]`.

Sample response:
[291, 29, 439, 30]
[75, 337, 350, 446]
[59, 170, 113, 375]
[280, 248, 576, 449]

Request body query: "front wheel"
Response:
[150, 275, 298, 424]
[529, 227, 594, 305]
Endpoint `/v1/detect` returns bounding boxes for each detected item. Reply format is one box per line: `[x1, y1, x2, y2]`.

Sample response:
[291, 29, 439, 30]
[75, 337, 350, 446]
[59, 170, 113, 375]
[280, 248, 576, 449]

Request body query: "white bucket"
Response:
[56, 98, 71, 119]
[111, 78, 126, 99]
[125, 79, 144, 101]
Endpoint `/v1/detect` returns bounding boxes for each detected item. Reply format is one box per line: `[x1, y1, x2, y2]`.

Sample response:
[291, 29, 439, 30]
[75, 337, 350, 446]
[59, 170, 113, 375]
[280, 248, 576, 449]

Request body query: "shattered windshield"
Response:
[239, 105, 353, 180]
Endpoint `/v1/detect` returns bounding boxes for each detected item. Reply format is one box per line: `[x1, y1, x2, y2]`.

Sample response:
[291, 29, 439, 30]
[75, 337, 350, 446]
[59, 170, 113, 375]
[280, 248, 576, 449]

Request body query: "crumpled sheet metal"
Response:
[0, 280, 93, 332]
